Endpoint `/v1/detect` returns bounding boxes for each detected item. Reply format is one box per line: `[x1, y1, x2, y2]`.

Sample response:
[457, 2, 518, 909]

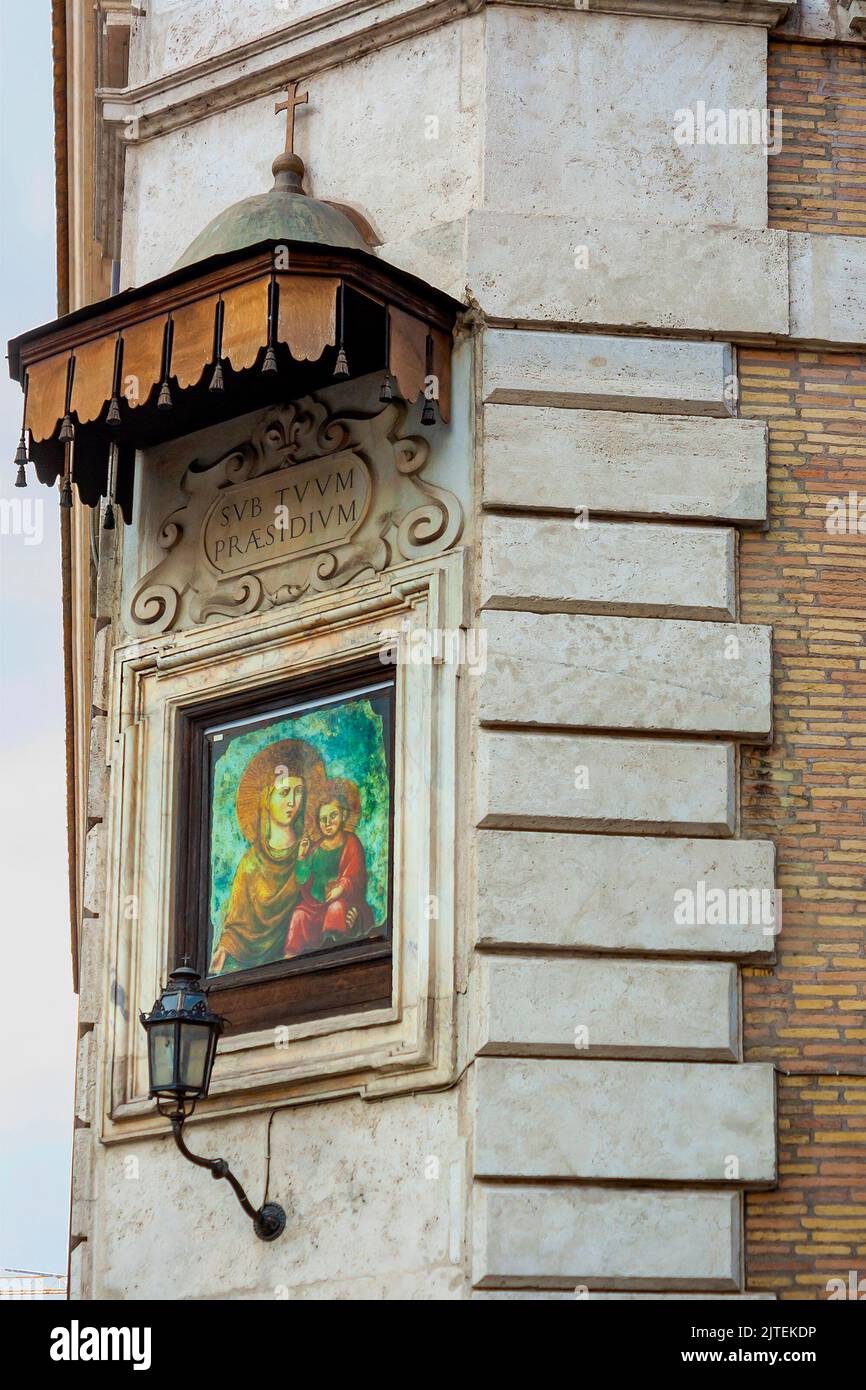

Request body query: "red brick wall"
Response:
[739, 348, 866, 1299]
[768, 40, 866, 236]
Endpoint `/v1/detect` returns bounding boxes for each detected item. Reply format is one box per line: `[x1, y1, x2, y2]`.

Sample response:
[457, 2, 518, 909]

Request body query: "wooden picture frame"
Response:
[173, 657, 396, 1035]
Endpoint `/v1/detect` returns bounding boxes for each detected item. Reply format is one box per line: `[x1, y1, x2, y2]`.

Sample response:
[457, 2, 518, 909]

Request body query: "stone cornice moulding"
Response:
[101, 0, 796, 145]
[101, 0, 474, 144]
[577, 0, 794, 24]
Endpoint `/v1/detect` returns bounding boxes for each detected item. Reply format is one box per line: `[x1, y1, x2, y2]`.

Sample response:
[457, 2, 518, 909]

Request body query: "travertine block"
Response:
[482, 406, 767, 524]
[86, 715, 108, 823]
[97, 1089, 463, 1300]
[75, 1026, 96, 1125]
[483, 8, 770, 228]
[82, 822, 107, 918]
[477, 955, 739, 1060]
[483, 329, 736, 415]
[469, 214, 788, 336]
[473, 1185, 742, 1290]
[70, 1128, 94, 1241]
[481, 514, 736, 620]
[474, 1057, 776, 1183]
[68, 1240, 91, 1304]
[480, 611, 772, 739]
[77, 916, 105, 1028]
[789, 232, 866, 346]
[91, 620, 112, 711]
[478, 731, 736, 836]
[476, 831, 777, 958]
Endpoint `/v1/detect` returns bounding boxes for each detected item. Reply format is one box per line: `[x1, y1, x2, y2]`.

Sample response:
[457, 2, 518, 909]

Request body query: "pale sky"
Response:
[0, 1, 76, 1274]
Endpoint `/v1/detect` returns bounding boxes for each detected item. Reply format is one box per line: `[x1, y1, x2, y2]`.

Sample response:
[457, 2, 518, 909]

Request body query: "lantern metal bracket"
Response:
[141, 961, 285, 1242]
[169, 1108, 286, 1242]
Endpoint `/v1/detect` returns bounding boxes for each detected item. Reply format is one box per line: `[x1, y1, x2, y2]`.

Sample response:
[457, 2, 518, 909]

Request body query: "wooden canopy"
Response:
[8, 239, 460, 522]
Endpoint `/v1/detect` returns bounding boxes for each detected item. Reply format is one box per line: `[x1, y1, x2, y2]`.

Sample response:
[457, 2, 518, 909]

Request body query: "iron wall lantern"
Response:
[140, 963, 286, 1242]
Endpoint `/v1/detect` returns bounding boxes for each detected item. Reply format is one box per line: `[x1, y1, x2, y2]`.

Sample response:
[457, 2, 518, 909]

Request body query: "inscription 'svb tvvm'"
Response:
[202, 453, 370, 576]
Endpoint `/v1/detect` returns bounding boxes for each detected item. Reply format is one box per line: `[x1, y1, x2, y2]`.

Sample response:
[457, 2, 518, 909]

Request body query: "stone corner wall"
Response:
[467, 326, 777, 1296]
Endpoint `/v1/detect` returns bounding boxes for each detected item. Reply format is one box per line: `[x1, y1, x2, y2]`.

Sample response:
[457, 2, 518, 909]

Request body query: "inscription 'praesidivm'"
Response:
[202, 452, 371, 576]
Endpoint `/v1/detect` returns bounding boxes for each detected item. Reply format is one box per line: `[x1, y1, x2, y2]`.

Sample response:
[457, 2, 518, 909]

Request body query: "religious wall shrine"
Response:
[10, 0, 866, 1304]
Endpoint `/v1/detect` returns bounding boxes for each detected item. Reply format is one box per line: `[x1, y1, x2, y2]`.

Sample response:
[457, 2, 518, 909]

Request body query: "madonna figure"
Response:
[209, 738, 326, 973]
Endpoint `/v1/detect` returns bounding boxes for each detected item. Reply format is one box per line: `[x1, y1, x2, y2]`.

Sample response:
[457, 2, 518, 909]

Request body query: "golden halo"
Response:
[315, 776, 362, 834]
[234, 737, 327, 844]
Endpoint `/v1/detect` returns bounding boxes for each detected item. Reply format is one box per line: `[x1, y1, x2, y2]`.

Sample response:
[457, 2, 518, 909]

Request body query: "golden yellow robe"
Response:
[216, 838, 301, 969]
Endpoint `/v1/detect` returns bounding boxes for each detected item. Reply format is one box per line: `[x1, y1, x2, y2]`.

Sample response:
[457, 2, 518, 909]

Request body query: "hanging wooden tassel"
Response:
[14, 431, 27, 488]
[210, 297, 225, 391]
[379, 307, 393, 402]
[59, 435, 73, 508]
[58, 354, 76, 441]
[334, 282, 349, 376]
[421, 330, 436, 425]
[157, 316, 174, 409]
[106, 333, 123, 424]
[15, 373, 30, 485]
[262, 278, 278, 373]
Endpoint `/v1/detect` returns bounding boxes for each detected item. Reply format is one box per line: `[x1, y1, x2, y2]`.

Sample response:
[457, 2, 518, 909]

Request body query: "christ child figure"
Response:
[283, 789, 374, 957]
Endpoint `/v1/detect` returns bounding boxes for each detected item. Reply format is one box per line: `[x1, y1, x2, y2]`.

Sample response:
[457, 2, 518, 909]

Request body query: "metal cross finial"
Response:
[275, 81, 309, 156]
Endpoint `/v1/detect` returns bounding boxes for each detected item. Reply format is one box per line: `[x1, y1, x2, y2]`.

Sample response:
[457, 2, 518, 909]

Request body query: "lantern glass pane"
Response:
[148, 1022, 176, 1092]
[178, 1022, 211, 1094]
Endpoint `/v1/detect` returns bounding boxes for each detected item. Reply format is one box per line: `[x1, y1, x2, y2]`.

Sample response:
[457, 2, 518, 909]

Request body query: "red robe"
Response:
[283, 832, 374, 957]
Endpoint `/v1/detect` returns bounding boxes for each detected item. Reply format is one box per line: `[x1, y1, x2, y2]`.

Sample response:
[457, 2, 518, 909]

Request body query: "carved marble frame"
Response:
[100, 548, 464, 1141]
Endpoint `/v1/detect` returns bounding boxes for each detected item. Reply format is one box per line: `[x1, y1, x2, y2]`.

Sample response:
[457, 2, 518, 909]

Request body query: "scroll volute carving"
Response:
[126, 393, 463, 636]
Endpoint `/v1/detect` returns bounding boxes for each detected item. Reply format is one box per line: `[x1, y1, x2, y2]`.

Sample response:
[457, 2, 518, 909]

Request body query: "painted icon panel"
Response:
[205, 679, 393, 979]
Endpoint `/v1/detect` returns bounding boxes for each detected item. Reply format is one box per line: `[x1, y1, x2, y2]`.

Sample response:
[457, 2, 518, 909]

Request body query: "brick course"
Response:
[740, 347, 866, 1298]
[768, 40, 866, 237]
